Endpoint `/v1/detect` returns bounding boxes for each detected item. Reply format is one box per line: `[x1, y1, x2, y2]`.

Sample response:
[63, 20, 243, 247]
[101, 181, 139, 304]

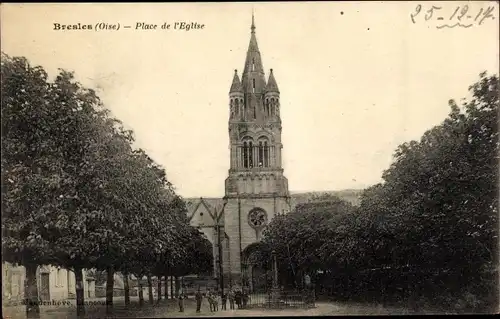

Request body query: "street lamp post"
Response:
[214, 198, 228, 297]
[270, 250, 281, 307]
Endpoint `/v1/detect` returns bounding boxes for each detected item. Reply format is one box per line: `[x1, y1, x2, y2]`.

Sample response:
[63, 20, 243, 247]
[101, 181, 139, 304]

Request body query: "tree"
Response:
[171, 226, 213, 277]
[1, 54, 141, 316]
[254, 72, 498, 312]
[1, 54, 194, 317]
[354, 72, 498, 311]
[257, 196, 356, 288]
[2, 54, 70, 318]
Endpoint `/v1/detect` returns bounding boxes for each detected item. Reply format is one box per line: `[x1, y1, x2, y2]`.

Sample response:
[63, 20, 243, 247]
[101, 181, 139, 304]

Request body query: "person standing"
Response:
[228, 289, 235, 310]
[235, 290, 242, 309]
[208, 290, 215, 312]
[195, 289, 203, 313]
[221, 291, 227, 310]
[242, 290, 248, 309]
[178, 290, 185, 312]
[212, 291, 219, 311]
[206, 290, 211, 312]
[209, 290, 219, 312]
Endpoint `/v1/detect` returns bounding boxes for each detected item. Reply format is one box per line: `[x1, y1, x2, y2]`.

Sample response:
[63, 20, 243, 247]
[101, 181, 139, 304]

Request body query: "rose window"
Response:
[248, 208, 267, 228]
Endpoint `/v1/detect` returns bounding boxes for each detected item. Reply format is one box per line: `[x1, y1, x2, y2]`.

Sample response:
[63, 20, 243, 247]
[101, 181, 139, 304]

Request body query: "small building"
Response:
[2, 262, 96, 303]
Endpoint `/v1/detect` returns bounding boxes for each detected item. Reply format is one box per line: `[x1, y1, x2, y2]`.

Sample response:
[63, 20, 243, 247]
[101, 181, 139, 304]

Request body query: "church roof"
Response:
[229, 69, 243, 93]
[265, 69, 279, 93]
[184, 197, 226, 223]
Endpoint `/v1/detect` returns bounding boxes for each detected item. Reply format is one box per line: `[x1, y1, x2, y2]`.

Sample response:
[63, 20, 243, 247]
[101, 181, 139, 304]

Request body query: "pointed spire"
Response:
[266, 69, 279, 93]
[251, 8, 256, 33]
[229, 69, 243, 93]
[246, 10, 259, 54]
[241, 12, 266, 94]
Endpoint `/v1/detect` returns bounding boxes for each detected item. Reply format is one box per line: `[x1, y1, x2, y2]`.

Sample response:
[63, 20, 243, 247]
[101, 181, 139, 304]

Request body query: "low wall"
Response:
[95, 286, 138, 298]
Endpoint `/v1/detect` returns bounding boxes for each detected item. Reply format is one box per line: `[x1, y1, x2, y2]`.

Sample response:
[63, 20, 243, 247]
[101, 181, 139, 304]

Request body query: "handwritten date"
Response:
[411, 4, 496, 28]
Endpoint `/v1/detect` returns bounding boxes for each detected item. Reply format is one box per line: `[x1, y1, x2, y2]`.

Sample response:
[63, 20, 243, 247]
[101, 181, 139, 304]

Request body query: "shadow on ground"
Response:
[2, 297, 462, 318]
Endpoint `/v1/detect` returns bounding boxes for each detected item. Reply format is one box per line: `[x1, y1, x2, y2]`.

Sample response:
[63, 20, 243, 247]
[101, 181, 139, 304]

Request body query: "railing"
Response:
[245, 290, 316, 309]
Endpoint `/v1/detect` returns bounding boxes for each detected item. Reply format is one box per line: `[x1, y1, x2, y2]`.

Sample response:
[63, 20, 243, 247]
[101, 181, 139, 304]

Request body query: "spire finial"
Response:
[251, 8, 255, 33]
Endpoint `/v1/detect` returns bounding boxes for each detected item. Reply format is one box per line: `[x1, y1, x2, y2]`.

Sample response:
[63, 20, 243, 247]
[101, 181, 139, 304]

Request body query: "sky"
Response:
[1, 2, 498, 198]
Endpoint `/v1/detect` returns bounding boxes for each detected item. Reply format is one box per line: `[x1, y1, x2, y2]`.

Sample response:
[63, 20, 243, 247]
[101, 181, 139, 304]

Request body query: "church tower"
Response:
[224, 13, 291, 286]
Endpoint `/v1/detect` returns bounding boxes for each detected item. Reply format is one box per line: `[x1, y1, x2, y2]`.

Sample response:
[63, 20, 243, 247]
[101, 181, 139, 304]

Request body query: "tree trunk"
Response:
[381, 275, 387, 307]
[138, 278, 144, 307]
[157, 276, 162, 303]
[106, 267, 114, 313]
[301, 271, 305, 289]
[175, 276, 180, 297]
[170, 276, 174, 299]
[163, 273, 168, 299]
[147, 275, 154, 304]
[74, 267, 85, 318]
[123, 272, 130, 306]
[25, 263, 40, 319]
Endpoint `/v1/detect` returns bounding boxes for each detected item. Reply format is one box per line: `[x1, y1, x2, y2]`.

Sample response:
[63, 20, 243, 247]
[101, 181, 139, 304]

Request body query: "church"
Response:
[184, 14, 295, 291]
[184, 15, 362, 292]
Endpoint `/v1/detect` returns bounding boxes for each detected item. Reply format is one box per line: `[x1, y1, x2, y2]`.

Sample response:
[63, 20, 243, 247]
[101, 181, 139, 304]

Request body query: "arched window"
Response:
[252, 78, 256, 93]
[264, 141, 269, 167]
[248, 141, 254, 168]
[271, 98, 275, 116]
[243, 142, 248, 168]
[258, 142, 264, 167]
[252, 58, 255, 71]
[235, 99, 239, 116]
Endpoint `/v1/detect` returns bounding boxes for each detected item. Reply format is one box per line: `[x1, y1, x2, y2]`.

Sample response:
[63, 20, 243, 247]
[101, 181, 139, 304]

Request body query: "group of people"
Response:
[188, 287, 250, 313]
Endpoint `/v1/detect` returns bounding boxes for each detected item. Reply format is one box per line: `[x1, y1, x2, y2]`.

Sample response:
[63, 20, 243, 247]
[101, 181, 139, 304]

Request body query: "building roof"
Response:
[184, 197, 226, 223]
[265, 69, 279, 93]
[229, 69, 243, 93]
[241, 13, 267, 95]
[183, 190, 362, 219]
